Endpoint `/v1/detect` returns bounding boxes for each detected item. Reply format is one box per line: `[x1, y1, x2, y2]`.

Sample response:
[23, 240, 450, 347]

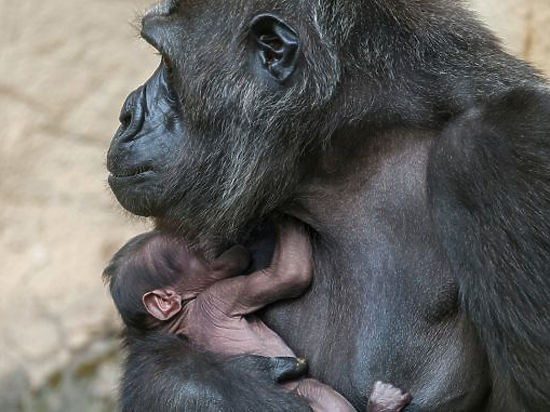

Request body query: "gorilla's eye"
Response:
[162, 56, 178, 92]
[250, 14, 299, 83]
[163, 56, 173, 76]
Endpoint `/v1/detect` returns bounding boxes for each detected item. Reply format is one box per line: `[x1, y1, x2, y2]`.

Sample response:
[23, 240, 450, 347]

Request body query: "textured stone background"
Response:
[0, 0, 549, 410]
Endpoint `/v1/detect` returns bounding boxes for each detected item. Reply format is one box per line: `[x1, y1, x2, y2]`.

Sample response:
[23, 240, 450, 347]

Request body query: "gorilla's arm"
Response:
[121, 332, 312, 412]
[428, 88, 550, 410]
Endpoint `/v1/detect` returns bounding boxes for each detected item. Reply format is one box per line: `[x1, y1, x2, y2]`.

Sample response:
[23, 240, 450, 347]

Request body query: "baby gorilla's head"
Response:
[104, 231, 250, 333]
[103, 231, 190, 332]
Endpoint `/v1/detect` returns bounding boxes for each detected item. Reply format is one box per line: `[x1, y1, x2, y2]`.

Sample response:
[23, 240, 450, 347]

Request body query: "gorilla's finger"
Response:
[269, 357, 308, 382]
[228, 355, 308, 383]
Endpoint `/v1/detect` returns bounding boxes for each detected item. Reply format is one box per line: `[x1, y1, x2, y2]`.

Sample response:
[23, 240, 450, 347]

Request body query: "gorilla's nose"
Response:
[117, 86, 146, 143]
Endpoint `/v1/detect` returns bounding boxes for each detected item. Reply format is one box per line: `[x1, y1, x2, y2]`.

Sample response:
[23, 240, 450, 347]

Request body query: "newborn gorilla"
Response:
[106, 221, 311, 358]
[104, 221, 411, 411]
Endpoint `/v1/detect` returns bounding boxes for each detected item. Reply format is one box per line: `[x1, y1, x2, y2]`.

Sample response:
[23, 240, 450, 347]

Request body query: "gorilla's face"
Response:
[107, 65, 183, 217]
[107, 0, 339, 240]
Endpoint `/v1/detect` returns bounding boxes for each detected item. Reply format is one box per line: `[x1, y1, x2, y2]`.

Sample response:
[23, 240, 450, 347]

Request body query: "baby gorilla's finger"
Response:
[290, 378, 357, 412]
[212, 245, 250, 276]
[272, 219, 312, 279]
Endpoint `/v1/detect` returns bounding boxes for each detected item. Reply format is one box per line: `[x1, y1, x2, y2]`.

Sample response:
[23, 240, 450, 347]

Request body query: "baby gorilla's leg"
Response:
[367, 382, 412, 412]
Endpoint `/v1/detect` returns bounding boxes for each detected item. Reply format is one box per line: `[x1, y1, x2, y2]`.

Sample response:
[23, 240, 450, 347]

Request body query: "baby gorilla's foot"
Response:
[367, 382, 412, 412]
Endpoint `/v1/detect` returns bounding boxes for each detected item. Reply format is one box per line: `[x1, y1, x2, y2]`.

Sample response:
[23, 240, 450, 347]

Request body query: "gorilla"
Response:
[106, 0, 550, 410]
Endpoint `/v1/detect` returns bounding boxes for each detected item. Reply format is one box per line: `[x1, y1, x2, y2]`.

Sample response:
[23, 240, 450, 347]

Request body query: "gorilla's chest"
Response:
[261, 229, 488, 410]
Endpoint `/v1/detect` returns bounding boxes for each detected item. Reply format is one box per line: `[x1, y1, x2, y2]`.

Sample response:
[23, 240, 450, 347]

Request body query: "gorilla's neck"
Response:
[284, 127, 437, 241]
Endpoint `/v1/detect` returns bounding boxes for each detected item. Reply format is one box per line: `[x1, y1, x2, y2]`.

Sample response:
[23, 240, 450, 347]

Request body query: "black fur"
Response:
[106, 0, 550, 410]
[120, 332, 310, 412]
[428, 88, 550, 410]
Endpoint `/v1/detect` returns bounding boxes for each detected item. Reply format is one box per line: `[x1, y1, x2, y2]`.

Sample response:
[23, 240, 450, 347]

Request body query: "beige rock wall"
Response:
[0, 0, 157, 409]
[0, 0, 549, 410]
[469, 0, 550, 74]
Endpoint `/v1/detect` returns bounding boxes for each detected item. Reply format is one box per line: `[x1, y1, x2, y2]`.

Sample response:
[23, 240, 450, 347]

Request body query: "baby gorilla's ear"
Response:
[142, 289, 182, 321]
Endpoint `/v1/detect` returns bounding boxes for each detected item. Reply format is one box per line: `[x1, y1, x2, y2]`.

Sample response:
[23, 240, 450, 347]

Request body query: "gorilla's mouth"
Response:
[108, 165, 155, 189]
[107, 164, 161, 217]
[109, 165, 153, 179]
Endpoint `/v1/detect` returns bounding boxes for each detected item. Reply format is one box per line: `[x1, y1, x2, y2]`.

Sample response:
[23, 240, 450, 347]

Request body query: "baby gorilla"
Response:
[107, 221, 311, 358]
[105, 221, 411, 411]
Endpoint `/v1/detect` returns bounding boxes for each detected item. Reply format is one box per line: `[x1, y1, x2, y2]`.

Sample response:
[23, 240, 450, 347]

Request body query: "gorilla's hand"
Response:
[122, 332, 313, 412]
[228, 355, 308, 383]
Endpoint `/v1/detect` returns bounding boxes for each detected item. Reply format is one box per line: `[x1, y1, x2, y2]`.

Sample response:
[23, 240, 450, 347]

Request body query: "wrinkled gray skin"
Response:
[107, 0, 550, 410]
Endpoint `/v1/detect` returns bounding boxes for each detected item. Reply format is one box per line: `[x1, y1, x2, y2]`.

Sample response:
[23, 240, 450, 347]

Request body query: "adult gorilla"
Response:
[106, 0, 550, 410]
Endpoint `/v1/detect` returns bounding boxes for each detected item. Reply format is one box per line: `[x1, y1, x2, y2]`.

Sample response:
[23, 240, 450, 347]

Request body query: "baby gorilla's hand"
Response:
[180, 243, 251, 297]
[367, 382, 412, 412]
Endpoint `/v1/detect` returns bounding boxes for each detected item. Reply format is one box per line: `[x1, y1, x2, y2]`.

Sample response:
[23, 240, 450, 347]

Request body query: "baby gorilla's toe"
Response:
[367, 381, 412, 412]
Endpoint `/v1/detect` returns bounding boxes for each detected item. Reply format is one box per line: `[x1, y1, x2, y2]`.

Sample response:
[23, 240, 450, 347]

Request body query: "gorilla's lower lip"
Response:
[109, 165, 153, 178]
[107, 169, 161, 217]
[108, 169, 155, 184]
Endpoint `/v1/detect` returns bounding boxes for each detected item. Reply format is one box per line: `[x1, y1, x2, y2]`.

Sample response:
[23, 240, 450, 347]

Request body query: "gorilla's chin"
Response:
[108, 171, 164, 217]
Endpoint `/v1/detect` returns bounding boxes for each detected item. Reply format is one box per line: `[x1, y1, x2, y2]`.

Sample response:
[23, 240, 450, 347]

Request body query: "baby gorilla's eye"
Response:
[161, 56, 179, 107]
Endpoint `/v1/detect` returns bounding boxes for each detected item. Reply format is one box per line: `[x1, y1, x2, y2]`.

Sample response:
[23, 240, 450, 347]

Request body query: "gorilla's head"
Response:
[107, 0, 475, 241]
[107, 1, 349, 241]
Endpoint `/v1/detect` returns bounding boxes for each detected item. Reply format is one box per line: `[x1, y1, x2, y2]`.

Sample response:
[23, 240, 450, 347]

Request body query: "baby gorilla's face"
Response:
[140, 239, 251, 326]
[143, 235, 251, 300]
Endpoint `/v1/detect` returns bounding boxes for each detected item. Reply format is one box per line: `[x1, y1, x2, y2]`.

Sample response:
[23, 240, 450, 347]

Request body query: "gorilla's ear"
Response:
[250, 14, 299, 83]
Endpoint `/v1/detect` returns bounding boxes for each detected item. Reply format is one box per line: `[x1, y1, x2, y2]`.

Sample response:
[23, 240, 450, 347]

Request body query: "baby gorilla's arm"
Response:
[207, 219, 312, 316]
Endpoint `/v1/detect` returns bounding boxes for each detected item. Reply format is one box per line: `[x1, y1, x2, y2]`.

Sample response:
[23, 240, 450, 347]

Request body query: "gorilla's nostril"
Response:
[116, 86, 146, 142]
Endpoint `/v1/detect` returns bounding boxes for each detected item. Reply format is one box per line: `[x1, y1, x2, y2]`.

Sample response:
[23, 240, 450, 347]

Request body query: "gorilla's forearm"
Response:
[121, 332, 312, 412]
[428, 87, 550, 410]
